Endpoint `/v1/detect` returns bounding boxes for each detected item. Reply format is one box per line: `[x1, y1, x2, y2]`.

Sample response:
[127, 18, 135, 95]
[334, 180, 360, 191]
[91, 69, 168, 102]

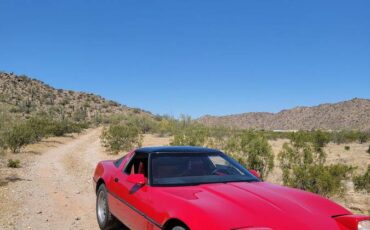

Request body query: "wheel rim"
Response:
[97, 191, 107, 223]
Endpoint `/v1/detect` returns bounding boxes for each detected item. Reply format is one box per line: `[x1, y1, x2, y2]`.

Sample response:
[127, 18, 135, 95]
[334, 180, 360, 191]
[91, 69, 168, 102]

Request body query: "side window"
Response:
[114, 156, 125, 168]
[124, 152, 148, 177]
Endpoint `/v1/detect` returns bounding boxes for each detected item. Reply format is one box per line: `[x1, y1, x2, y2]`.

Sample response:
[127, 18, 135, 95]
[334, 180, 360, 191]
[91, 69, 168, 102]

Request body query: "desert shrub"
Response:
[101, 124, 142, 154]
[331, 130, 370, 144]
[155, 119, 173, 137]
[73, 107, 87, 122]
[132, 108, 141, 114]
[5, 123, 36, 153]
[288, 131, 313, 148]
[26, 117, 52, 141]
[287, 130, 330, 152]
[358, 133, 369, 144]
[344, 146, 350, 151]
[312, 130, 331, 152]
[279, 140, 353, 197]
[170, 124, 209, 146]
[2, 116, 87, 153]
[223, 131, 274, 179]
[45, 120, 86, 136]
[106, 114, 157, 134]
[367, 145, 370, 154]
[9, 107, 19, 113]
[24, 117, 86, 138]
[128, 116, 156, 134]
[156, 116, 184, 136]
[0, 132, 6, 151]
[353, 165, 370, 192]
[7, 159, 20, 168]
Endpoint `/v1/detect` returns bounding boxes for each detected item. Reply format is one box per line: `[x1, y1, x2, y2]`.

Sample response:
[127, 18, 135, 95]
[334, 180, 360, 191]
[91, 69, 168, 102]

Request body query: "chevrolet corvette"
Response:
[93, 146, 370, 230]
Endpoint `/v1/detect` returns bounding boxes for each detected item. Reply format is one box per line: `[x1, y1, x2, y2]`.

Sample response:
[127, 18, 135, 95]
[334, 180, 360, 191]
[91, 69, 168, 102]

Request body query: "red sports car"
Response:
[93, 146, 370, 230]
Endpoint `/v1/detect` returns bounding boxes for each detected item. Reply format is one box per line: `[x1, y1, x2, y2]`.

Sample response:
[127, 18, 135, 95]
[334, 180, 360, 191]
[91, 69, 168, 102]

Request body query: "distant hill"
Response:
[198, 98, 370, 131]
[0, 72, 151, 122]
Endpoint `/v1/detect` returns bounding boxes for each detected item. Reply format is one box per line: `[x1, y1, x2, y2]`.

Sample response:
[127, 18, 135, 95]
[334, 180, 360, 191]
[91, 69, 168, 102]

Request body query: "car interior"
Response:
[124, 153, 148, 178]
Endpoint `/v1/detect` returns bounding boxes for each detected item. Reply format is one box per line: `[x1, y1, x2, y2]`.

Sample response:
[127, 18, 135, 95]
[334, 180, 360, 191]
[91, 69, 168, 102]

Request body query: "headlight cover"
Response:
[359, 220, 370, 230]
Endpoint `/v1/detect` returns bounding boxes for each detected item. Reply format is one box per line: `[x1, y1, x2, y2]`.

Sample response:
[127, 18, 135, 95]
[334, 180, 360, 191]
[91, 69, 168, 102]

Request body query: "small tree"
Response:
[101, 124, 142, 154]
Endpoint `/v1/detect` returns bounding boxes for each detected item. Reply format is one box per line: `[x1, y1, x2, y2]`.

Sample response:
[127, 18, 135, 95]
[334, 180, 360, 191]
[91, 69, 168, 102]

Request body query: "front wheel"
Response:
[172, 226, 187, 230]
[96, 184, 121, 230]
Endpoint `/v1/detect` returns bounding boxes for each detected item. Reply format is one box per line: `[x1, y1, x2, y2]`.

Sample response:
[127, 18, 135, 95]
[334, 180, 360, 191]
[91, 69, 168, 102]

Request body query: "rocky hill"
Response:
[198, 98, 370, 131]
[0, 72, 150, 122]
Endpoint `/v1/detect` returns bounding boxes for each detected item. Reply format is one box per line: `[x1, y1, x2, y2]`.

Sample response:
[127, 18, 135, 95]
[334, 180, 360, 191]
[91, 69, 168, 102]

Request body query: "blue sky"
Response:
[1, 0, 369, 118]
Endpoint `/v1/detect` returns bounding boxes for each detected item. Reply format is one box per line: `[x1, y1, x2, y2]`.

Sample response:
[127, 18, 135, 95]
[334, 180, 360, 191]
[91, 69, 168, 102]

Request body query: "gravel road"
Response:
[1, 128, 110, 230]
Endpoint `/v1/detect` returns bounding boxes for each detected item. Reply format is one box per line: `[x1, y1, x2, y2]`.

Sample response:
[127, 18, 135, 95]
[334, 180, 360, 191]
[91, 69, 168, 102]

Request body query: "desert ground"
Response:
[0, 128, 369, 229]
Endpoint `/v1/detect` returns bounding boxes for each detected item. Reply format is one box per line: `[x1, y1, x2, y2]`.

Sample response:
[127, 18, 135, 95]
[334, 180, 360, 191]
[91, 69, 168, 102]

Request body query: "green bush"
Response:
[224, 131, 274, 179]
[170, 124, 209, 146]
[101, 124, 142, 154]
[353, 166, 370, 192]
[358, 133, 368, 144]
[2, 116, 87, 153]
[367, 145, 370, 154]
[5, 123, 36, 153]
[45, 120, 85, 136]
[312, 130, 331, 152]
[331, 130, 370, 144]
[287, 130, 330, 152]
[279, 139, 353, 197]
[7, 159, 20, 168]
[344, 146, 350, 151]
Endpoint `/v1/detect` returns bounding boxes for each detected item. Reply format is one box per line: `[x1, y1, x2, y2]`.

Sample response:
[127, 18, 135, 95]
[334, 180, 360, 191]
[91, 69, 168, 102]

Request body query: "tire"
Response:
[172, 226, 187, 230]
[96, 184, 121, 230]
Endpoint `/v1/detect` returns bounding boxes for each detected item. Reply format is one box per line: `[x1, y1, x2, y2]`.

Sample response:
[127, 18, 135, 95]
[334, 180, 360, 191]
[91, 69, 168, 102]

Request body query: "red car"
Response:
[93, 146, 370, 230]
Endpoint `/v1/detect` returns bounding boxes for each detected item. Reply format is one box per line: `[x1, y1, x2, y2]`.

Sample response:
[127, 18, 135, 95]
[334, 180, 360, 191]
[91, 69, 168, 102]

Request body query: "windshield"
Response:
[150, 152, 259, 186]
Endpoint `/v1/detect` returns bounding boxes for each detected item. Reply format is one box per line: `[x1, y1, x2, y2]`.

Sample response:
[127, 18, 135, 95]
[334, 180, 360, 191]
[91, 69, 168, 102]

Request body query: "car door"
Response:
[108, 152, 153, 230]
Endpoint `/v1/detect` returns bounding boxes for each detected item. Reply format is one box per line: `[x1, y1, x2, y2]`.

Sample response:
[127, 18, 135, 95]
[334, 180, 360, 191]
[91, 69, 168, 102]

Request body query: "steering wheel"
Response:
[211, 168, 226, 175]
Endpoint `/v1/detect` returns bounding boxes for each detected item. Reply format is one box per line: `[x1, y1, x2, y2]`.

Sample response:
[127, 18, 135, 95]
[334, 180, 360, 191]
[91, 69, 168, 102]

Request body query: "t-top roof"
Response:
[135, 146, 222, 154]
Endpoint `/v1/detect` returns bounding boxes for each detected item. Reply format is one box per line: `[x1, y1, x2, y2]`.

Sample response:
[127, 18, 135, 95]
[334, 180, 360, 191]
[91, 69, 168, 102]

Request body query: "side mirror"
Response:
[127, 174, 146, 186]
[249, 169, 260, 179]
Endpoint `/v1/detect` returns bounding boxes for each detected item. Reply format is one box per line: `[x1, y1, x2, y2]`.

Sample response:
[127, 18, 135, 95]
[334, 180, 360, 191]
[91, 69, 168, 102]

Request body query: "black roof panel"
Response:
[135, 146, 222, 154]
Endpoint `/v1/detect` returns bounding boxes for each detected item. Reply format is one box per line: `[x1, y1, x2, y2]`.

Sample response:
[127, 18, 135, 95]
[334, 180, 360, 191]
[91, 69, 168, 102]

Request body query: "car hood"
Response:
[160, 182, 351, 229]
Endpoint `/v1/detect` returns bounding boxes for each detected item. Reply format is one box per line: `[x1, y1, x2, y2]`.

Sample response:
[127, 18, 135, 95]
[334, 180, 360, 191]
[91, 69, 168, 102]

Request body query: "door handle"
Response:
[114, 177, 119, 183]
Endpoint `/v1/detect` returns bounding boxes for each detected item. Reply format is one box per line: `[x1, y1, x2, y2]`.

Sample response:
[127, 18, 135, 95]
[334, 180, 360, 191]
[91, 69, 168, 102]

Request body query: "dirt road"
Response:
[0, 128, 171, 230]
[0, 128, 106, 229]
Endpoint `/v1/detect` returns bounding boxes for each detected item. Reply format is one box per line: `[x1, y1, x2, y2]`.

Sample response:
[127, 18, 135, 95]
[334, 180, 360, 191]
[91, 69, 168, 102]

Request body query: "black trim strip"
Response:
[108, 190, 162, 229]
